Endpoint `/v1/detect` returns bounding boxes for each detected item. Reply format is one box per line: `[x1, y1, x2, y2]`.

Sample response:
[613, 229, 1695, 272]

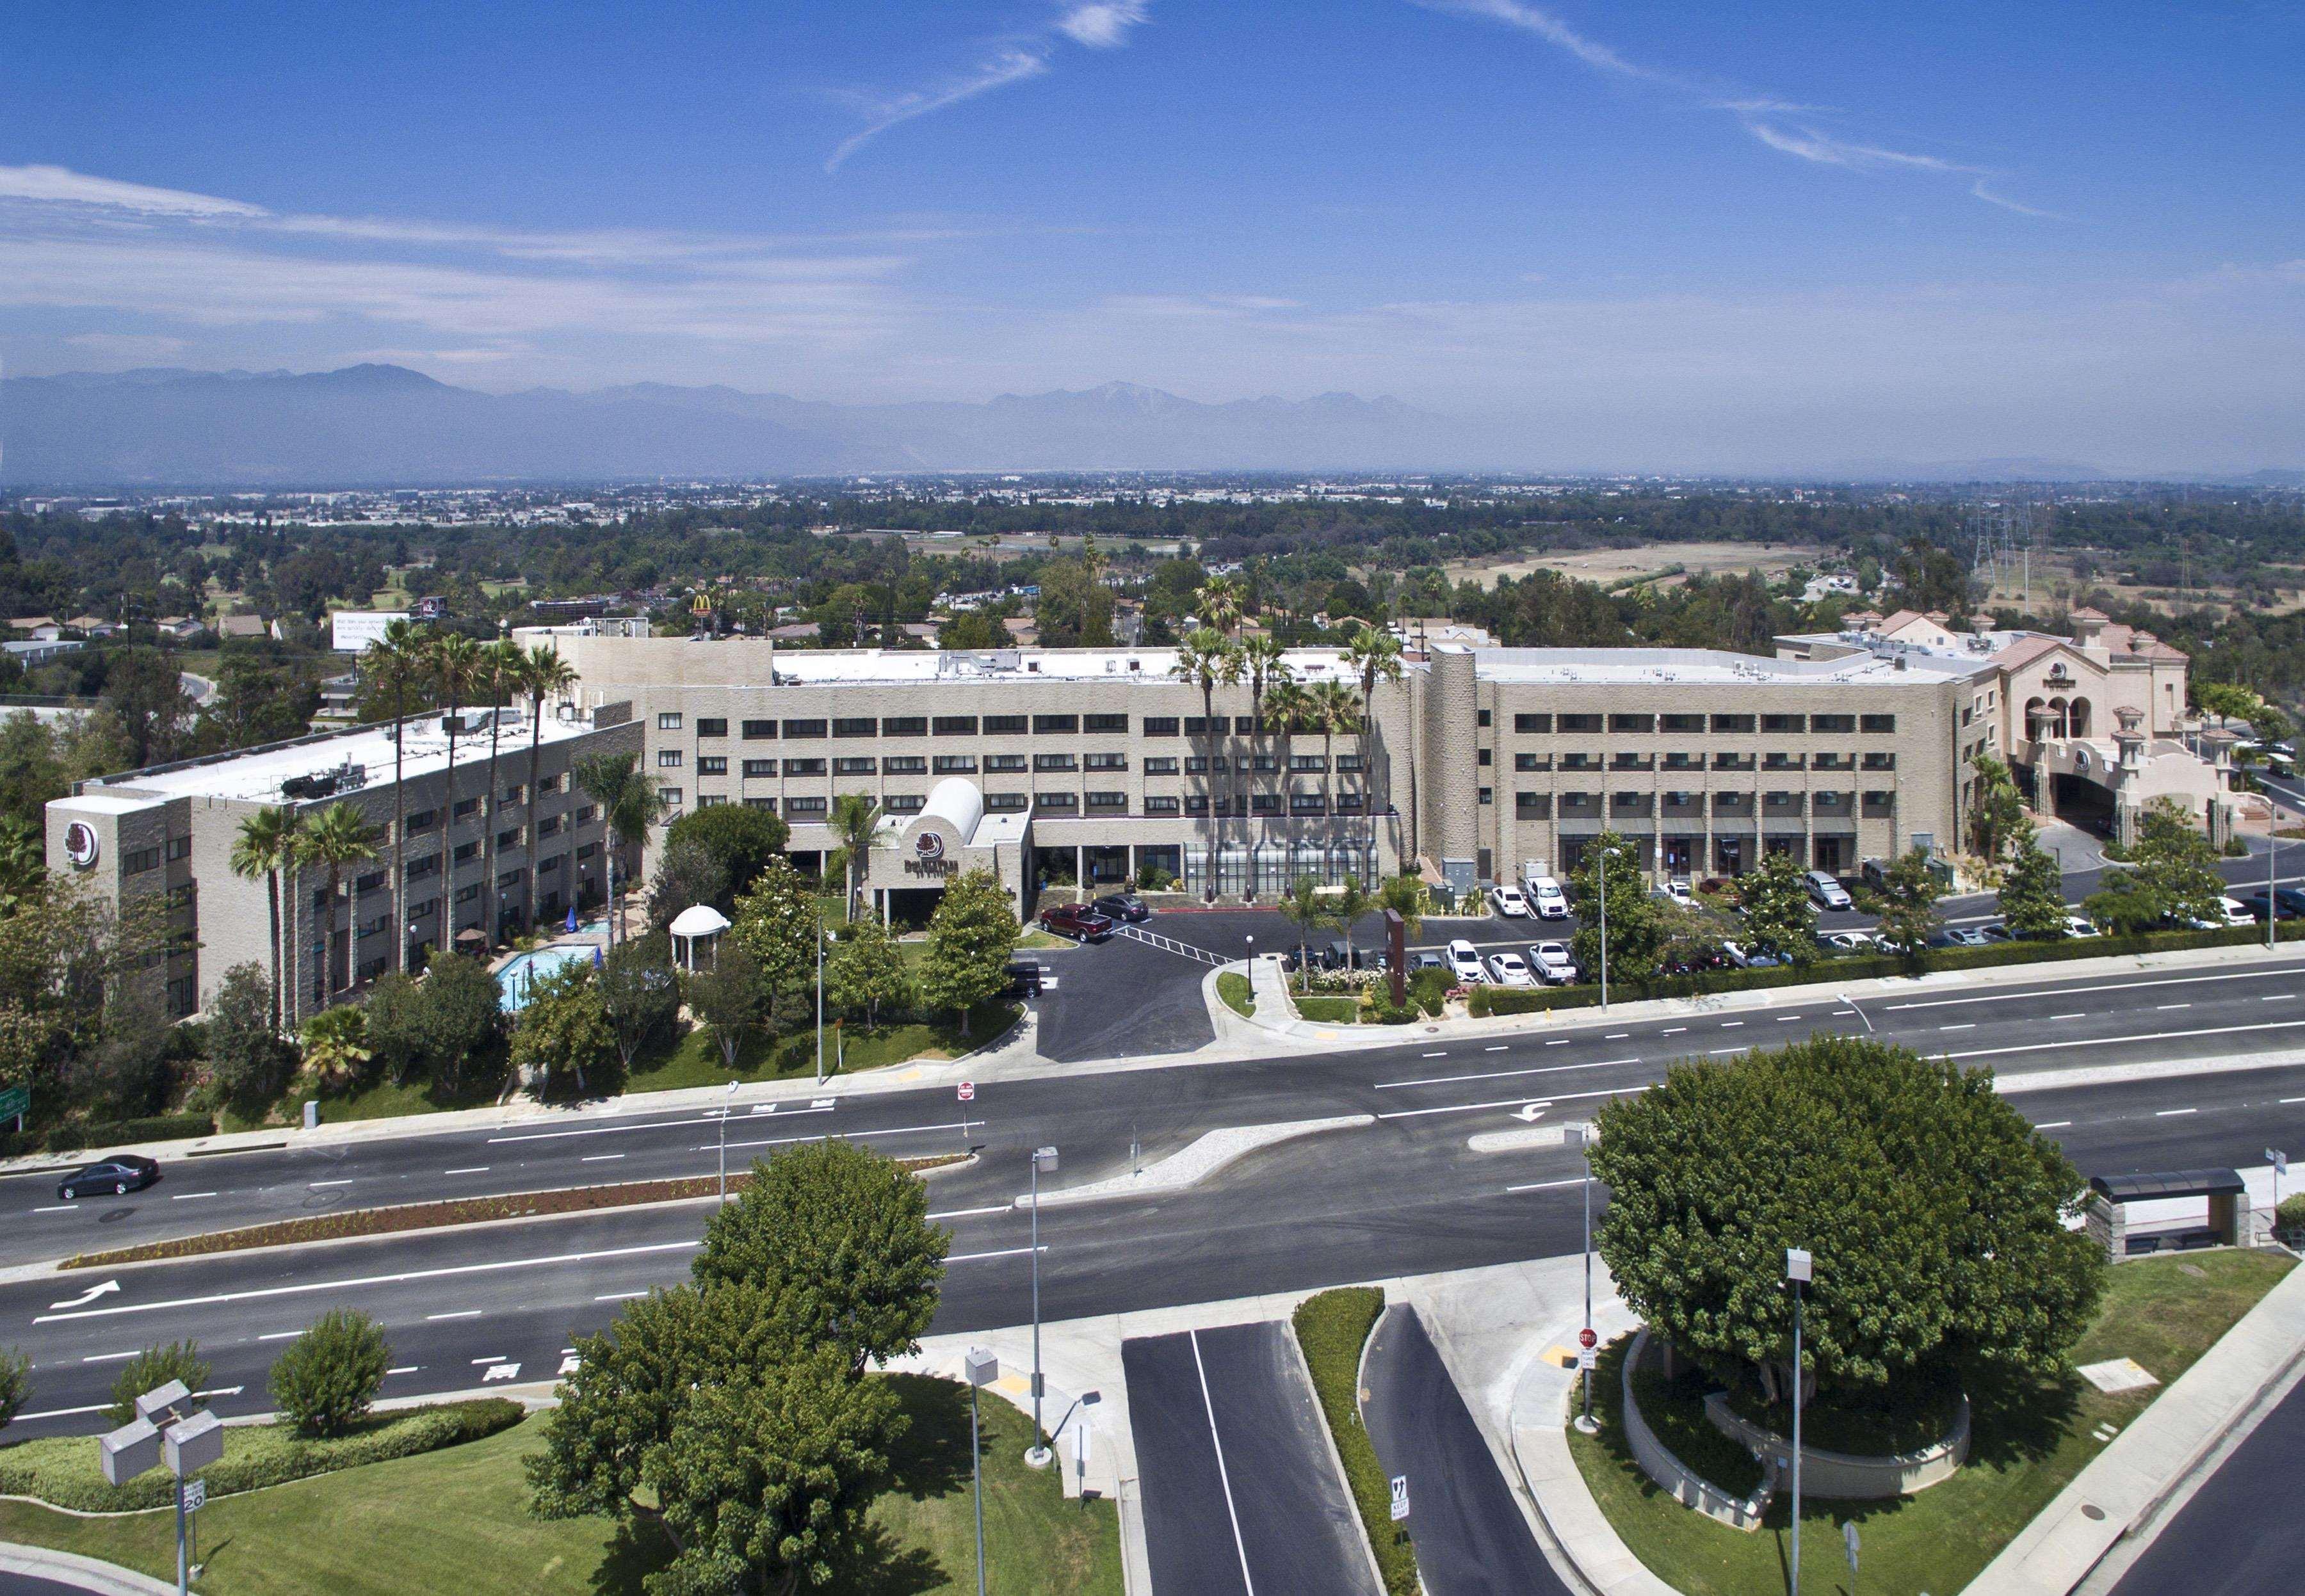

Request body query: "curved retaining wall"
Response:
[1619, 1329, 1774, 1533]
[1706, 1389, 1971, 1499]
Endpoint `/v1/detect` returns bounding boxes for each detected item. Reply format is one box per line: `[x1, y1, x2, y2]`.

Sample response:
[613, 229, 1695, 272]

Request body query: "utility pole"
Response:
[1597, 844, 1611, 1012]
[814, 921, 827, 1086]
[1028, 1147, 1058, 1467]
[965, 1348, 998, 1596]
[1786, 1248, 1814, 1596]
[716, 1079, 737, 1203]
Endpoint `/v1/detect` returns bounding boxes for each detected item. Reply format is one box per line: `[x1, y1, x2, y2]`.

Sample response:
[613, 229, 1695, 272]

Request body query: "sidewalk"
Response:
[0, 1543, 176, 1595]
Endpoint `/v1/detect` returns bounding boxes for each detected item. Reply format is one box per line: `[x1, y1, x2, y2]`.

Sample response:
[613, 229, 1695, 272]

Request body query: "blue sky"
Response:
[1, 1, 2300, 471]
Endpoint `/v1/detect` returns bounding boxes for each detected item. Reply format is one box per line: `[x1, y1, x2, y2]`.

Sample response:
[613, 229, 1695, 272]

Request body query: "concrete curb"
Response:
[1021, 1115, 1374, 1207]
[1965, 1254, 2305, 1596]
[0, 1543, 177, 1595]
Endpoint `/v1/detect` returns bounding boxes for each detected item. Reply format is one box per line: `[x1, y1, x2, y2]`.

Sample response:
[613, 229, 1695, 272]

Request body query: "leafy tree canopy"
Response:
[664, 803, 789, 898]
[1568, 833, 1669, 984]
[914, 869, 1016, 1031]
[1738, 849, 1818, 965]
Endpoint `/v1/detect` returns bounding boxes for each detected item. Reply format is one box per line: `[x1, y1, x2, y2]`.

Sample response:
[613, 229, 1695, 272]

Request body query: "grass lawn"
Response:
[1217, 971, 1255, 1017]
[1293, 995, 1359, 1024]
[1568, 1249, 2295, 1596]
[0, 1379, 1117, 1596]
[220, 1067, 507, 1134]
[621, 1004, 1019, 1095]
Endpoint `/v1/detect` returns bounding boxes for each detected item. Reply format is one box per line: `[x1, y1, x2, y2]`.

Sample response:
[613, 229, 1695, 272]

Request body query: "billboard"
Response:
[331, 610, 410, 653]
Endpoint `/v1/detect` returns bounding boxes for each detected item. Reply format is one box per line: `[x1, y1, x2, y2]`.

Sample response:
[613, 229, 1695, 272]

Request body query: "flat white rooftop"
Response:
[1469, 645, 1980, 687]
[73, 710, 601, 807]
[711, 645, 1359, 688]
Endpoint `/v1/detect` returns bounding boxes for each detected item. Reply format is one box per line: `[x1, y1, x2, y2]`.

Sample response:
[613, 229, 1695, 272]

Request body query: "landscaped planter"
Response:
[1706, 1383, 1971, 1499]
[1618, 1329, 1774, 1532]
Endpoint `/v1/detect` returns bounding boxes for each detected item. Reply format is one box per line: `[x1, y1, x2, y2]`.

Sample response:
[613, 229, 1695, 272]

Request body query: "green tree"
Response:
[826, 914, 909, 1029]
[1968, 754, 2030, 861]
[1279, 876, 1332, 992]
[2192, 680, 2263, 730]
[1870, 848, 1944, 960]
[268, 1308, 391, 1438]
[1170, 627, 1239, 896]
[204, 962, 295, 1110]
[292, 802, 380, 1013]
[419, 952, 509, 1095]
[2084, 871, 2165, 937]
[1592, 1036, 2103, 1396]
[663, 804, 789, 898]
[1377, 872, 1425, 940]
[914, 869, 1016, 1035]
[1568, 834, 1668, 985]
[686, 944, 764, 1073]
[1999, 826, 2069, 938]
[0, 1348, 28, 1432]
[1343, 624, 1406, 815]
[695, 1140, 950, 1374]
[2130, 797, 2226, 926]
[729, 858, 825, 1027]
[827, 794, 884, 924]
[574, 751, 664, 949]
[644, 832, 729, 933]
[106, 1341, 209, 1425]
[1738, 849, 1818, 966]
[510, 962, 615, 1096]
[511, 640, 578, 927]
[599, 931, 681, 1074]
[360, 971, 428, 1086]
[365, 619, 435, 976]
[297, 1003, 371, 1091]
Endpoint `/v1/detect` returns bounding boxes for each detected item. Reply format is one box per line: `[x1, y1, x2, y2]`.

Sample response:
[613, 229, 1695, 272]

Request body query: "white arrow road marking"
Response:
[482, 1363, 522, 1382]
[1513, 1104, 1552, 1122]
[558, 1355, 581, 1376]
[47, 1280, 119, 1312]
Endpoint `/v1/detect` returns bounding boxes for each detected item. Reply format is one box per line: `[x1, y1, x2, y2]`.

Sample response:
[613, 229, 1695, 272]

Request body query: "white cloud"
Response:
[63, 331, 190, 360]
[0, 164, 266, 218]
[1057, 3, 1150, 49]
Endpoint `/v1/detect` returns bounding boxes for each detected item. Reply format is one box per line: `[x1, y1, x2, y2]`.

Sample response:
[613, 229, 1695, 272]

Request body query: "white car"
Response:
[1447, 939, 1488, 983]
[2064, 914, 2101, 939]
[1818, 930, 1877, 953]
[1486, 951, 1537, 987]
[1804, 871, 1854, 911]
[1527, 876, 1571, 919]
[1528, 941, 1579, 984]
[1657, 878, 1695, 907]
[1491, 884, 1532, 919]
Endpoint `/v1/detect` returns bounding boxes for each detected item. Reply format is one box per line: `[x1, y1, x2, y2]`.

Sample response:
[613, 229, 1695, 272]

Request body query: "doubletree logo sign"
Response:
[63, 821, 100, 869]
[905, 829, 955, 877]
[914, 832, 945, 861]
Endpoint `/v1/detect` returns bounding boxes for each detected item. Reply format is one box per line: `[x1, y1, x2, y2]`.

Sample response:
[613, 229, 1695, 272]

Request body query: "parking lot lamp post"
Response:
[1597, 851, 1610, 1012]
[1570, 1124, 1598, 1433]
[716, 1079, 737, 1203]
[815, 920, 827, 1086]
[1028, 1145, 1058, 1467]
[1786, 1248, 1814, 1596]
[964, 1348, 998, 1596]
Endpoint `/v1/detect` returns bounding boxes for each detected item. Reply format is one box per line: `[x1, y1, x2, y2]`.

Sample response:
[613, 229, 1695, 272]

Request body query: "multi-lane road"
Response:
[10, 949, 2305, 1431]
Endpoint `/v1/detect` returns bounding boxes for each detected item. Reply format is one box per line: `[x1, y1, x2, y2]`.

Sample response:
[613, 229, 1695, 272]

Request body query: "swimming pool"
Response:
[496, 945, 597, 1012]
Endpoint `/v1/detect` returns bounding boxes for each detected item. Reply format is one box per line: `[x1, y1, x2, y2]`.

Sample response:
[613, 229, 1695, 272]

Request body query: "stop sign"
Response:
[1578, 1327, 1597, 1350]
[958, 1081, 975, 1102]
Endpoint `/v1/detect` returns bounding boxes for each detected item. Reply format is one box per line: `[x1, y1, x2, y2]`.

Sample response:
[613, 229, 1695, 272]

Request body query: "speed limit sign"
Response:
[958, 1081, 975, 1102]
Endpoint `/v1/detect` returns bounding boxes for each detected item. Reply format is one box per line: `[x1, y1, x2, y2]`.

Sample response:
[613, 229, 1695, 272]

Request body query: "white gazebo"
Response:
[668, 904, 732, 972]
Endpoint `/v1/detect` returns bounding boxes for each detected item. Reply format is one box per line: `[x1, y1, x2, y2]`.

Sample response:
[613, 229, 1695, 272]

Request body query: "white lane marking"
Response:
[2156, 1003, 2192, 1011]
[33, 1239, 702, 1325]
[1832, 1010, 1856, 1017]
[1485, 1045, 1509, 1052]
[1941, 1024, 1975, 1031]
[948, 1245, 1049, 1262]
[471, 1355, 510, 1366]
[1710, 1047, 1744, 1056]
[1884, 965, 2305, 1013]
[1720, 1021, 1744, 1028]
[14, 1403, 110, 1421]
[385, 1366, 421, 1375]
[170, 1191, 218, 1201]
[443, 1166, 490, 1175]
[595, 1291, 650, 1302]
[1605, 1033, 1630, 1040]
[580, 1154, 625, 1163]
[1662, 1027, 1686, 1035]
[47, 1280, 119, 1310]
[2284, 1097, 2305, 1106]
[427, 1310, 483, 1321]
[1190, 1330, 1258, 1596]
[308, 1179, 354, 1188]
[1546, 1039, 1569, 1047]
[927, 1204, 1012, 1221]
[715, 1120, 976, 1154]
[258, 1330, 304, 1341]
[558, 1354, 582, 1376]
[1421, 1051, 1447, 1058]
[81, 1350, 140, 1364]
[1775, 1015, 1802, 1022]
[2034, 1120, 2073, 1129]
[1505, 1178, 1585, 1193]
[1376, 1083, 1650, 1120]
[2265, 995, 2297, 1001]
[1377, 1058, 1641, 1091]
[490, 1105, 837, 1144]
[1948, 1019, 2305, 1065]
[2050, 1013, 2086, 1021]
[33, 1205, 76, 1214]
[2156, 1108, 2197, 1117]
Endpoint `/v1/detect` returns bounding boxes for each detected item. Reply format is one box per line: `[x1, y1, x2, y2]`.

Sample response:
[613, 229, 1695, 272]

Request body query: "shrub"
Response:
[1292, 1289, 1416, 1595]
[1466, 984, 1492, 1017]
[269, 1309, 391, 1437]
[106, 1341, 209, 1425]
[0, 1348, 28, 1431]
[1408, 967, 1451, 1017]
[204, 963, 295, 1109]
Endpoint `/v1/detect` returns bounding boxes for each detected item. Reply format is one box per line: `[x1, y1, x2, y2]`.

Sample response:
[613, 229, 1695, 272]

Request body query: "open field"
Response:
[1438, 541, 1827, 592]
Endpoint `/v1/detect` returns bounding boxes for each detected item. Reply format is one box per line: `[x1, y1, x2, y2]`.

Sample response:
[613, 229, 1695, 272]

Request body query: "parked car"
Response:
[1526, 876, 1571, 920]
[1529, 941, 1579, 984]
[1656, 878, 1695, 908]
[1818, 930, 1877, 953]
[2064, 914, 2101, 939]
[1940, 926, 1993, 947]
[2238, 887, 2305, 922]
[1001, 959, 1044, 998]
[57, 1154, 159, 1201]
[1977, 921, 2014, 942]
[1447, 939, 1488, 983]
[1091, 892, 1151, 923]
[2191, 895, 2253, 930]
[1491, 884, 1532, 919]
[1486, 950, 1538, 987]
[1720, 940, 1784, 969]
[1804, 871, 1854, 911]
[1410, 950, 1449, 974]
[1039, 903, 1115, 942]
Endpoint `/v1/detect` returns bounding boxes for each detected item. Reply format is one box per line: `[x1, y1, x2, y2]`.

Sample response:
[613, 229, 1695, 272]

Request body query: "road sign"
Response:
[0, 1084, 28, 1123]
[2271, 1149, 2289, 1175]
[1843, 1521, 1859, 1572]
[1578, 1326, 1598, 1350]
[1389, 1476, 1409, 1522]
[958, 1081, 975, 1103]
[183, 1479, 206, 1514]
[1578, 1346, 1598, 1371]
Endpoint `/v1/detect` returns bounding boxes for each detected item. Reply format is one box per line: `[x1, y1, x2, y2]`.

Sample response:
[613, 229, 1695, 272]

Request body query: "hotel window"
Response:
[1290, 754, 1327, 771]
[1144, 756, 1179, 775]
[1250, 793, 1281, 815]
[782, 718, 827, 738]
[986, 793, 1029, 812]
[1478, 709, 1492, 728]
[1558, 713, 1603, 734]
[166, 835, 192, 862]
[1250, 755, 1278, 773]
[167, 975, 196, 1018]
[1478, 749, 1493, 766]
[497, 826, 522, 850]
[1337, 791, 1366, 814]
[1861, 714, 1897, 734]
[985, 754, 1027, 773]
[1712, 713, 1756, 734]
[1146, 795, 1181, 815]
[695, 718, 727, 738]
[657, 712, 683, 730]
[835, 757, 877, 775]
[1034, 714, 1079, 734]
[742, 719, 777, 739]
[1086, 752, 1127, 771]
[1514, 752, 1549, 771]
[1513, 713, 1553, 733]
[1862, 752, 1896, 771]
[539, 855, 564, 873]
[1811, 713, 1856, 734]
[1765, 791, 1804, 813]
[1185, 794, 1209, 815]
[455, 883, 481, 905]
[124, 846, 161, 875]
[932, 715, 978, 736]
[1763, 752, 1803, 771]
[454, 796, 481, 818]
[1144, 716, 1180, 736]
[1663, 752, 1700, 771]
[1183, 716, 1213, 736]
[698, 756, 727, 777]
[1290, 793, 1328, 815]
[405, 855, 441, 880]
[834, 717, 877, 738]
[1761, 713, 1804, 734]
[984, 714, 1027, 735]
[1660, 713, 1705, 732]
[355, 869, 386, 893]
[658, 788, 683, 808]
[657, 750, 683, 768]
[1479, 787, 1494, 806]
[743, 798, 778, 812]
[882, 716, 928, 737]
[1610, 714, 1654, 734]
[1337, 754, 1365, 772]
[1713, 752, 1756, 771]
[1863, 791, 1897, 816]
[406, 808, 437, 832]
[503, 782, 524, 806]
[1087, 791, 1128, 812]
[786, 796, 827, 816]
[538, 814, 562, 837]
[1033, 753, 1076, 771]
[784, 757, 827, 777]
[884, 793, 926, 814]
[576, 843, 597, 862]
[497, 867, 525, 889]
[454, 841, 480, 864]
[743, 759, 777, 778]
[1085, 713, 1128, 734]
[934, 755, 978, 773]
[166, 882, 195, 910]
[1036, 791, 1079, 812]
[886, 755, 926, 775]
[1560, 752, 1597, 771]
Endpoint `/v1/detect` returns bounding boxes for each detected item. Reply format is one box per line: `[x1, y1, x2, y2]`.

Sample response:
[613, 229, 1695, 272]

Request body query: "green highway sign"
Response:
[0, 1085, 28, 1122]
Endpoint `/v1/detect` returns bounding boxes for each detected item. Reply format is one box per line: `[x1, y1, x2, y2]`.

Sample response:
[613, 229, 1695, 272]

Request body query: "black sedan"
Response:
[1091, 892, 1152, 923]
[58, 1154, 161, 1201]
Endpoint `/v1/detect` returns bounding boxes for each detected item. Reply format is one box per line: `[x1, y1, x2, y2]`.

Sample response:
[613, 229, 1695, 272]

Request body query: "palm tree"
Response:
[516, 643, 578, 918]
[293, 802, 380, 1010]
[1195, 574, 1245, 637]
[430, 631, 483, 857]
[1308, 678, 1361, 816]
[1238, 633, 1293, 734]
[229, 805, 300, 1033]
[574, 752, 663, 948]
[1343, 624, 1406, 835]
[367, 620, 433, 974]
[827, 793, 884, 924]
[1280, 875, 1330, 994]
[476, 639, 525, 945]
[1170, 627, 1238, 899]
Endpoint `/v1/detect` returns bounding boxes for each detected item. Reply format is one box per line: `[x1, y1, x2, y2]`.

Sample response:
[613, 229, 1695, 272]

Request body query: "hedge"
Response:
[1475, 921, 2301, 1017]
[0, 1399, 524, 1512]
[1292, 1288, 1417, 1596]
[0, 1113, 217, 1160]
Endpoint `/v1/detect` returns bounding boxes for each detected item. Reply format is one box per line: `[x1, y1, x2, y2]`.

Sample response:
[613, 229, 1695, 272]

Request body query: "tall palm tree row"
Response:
[1344, 624, 1406, 847]
[1169, 626, 1238, 899]
[428, 633, 483, 944]
[574, 752, 662, 948]
[517, 643, 579, 923]
[476, 638, 524, 943]
[1236, 633, 1293, 879]
[366, 620, 435, 974]
[1308, 678, 1361, 819]
[229, 805, 301, 1033]
[293, 802, 380, 1013]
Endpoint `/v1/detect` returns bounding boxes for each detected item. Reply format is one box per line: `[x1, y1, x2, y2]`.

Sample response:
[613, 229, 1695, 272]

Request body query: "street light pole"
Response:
[1786, 1247, 1814, 1596]
[1028, 1145, 1058, 1467]
[716, 1079, 737, 1203]
[814, 923, 826, 1086]
[964, 1348, 998, 1596]
[1571, 1123, 1597, 1433]
[1598, 846, 1610, 1012]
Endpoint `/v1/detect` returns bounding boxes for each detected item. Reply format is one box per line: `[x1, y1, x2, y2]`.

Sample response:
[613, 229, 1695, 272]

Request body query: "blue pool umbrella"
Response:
[565, 905, 579, 934]
[594, 945, 605, 968]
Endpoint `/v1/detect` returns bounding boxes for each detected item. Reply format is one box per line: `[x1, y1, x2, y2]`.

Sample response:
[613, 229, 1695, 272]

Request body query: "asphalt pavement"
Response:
[1361, 1303, 1565, 1596]
[2105, 1373, 2305, 1596]
[1123, 1323, 1378, 1596]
